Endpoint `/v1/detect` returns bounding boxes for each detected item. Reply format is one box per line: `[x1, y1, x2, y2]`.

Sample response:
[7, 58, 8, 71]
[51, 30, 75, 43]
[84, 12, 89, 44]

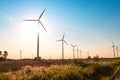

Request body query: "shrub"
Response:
[0, 74, 9, 80]
[0, 57, 5, 61]
[71, 59, 89, 67]
[0, 59, 119, 80]
[93, 55, 99, 61]
[83, 63, 113, 80]
[23, 65, 32, 74]
[87, 56, 91, 59]
[30, 75, 41, 80]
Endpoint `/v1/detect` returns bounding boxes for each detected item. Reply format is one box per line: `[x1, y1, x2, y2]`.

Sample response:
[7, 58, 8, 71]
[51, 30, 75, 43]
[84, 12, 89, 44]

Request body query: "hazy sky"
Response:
[0, 0, 120, 59]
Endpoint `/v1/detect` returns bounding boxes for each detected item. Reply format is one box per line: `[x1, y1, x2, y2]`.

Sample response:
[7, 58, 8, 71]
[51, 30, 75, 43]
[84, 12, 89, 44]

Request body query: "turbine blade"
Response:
[23, 19, 38, 21]
[39, 9, 46, 20]
[63, 40, 68, 45]
[62, 33, 65, 39]
[56, 39, 62, 42]
[39, 21, 47, 32]
[71, 44, 77, 47]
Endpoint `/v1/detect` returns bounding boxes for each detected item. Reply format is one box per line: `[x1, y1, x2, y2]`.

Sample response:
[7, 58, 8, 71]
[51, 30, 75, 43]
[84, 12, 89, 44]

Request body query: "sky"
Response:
[0, 0, 120, 59]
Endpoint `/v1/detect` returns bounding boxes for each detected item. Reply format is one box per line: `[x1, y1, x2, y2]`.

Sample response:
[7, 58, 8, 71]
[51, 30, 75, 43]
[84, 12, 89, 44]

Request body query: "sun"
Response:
[21, 22, 38, 42]
[20, 21, 49, 44]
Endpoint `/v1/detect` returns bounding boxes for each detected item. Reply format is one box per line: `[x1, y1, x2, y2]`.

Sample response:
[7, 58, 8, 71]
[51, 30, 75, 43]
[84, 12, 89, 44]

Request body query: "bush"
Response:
[30, 75, 41, 80]
[0, 59, 119, 80]
[83, 63, 113, 80]
[0, 74, 9, 80]
[93, 55, 99, 61]
[30, 65, 84, 80]
[71, 59, 89, 67]
[0, 57, 4, 61]
[87, 56, 91, 59]
[24, 65, 32, 74]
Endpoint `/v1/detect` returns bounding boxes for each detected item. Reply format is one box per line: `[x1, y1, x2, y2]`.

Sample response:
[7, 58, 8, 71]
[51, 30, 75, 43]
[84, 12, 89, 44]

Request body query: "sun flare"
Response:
[21, 22, 37, 41]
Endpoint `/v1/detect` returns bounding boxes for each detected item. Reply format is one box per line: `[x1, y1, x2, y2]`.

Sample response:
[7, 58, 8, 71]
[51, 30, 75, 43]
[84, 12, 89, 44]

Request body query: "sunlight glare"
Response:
[21, 21, 37, 42]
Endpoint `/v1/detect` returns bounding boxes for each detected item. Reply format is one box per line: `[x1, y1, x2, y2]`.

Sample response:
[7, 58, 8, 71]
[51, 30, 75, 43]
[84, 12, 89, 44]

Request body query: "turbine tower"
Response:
[116, 46, 119, 58]
[87, 51, 89, 58]
[76, 47, 79, 59]
[70, 44, 77, 59]
[23, 9, 47, 59]
[57, 34, 68, 60]
[112, 42, 116, 58]
[19, 50, 23, 60]
[79, 49, 82, 59]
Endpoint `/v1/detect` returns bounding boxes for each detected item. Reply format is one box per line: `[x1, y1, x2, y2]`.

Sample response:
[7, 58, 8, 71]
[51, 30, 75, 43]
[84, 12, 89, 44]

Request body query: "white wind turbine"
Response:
[19, 50, 23, 60]
[57, 34, 68, 60]
[79, 49, 82, 59]
[70, 44, 77, 59]
[76, 47, 80, 59]
[23, 9, 47, 59]
[86, 51, 89, 58]
[112, 42, 116, 58]
[115, 46, 119, 58]
[116, 46, 118, 58]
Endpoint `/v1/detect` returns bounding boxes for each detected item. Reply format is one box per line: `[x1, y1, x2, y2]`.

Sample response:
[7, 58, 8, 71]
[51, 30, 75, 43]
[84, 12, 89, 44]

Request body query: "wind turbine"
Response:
[23, 9, 47, 59]
[79, 49, 82, 59]
[86, 51, 89, 58]
[70, 44, 77, 59]
[57, 34, 68, 60]
[76, 47, 79, 59]
[19, 50, 23, 60]
[112, 42, 116, 58]
[116, 46, 119, 58]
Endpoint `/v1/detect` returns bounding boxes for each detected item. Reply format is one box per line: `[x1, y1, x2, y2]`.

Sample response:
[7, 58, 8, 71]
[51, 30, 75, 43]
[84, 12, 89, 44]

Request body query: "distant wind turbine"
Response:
[86, 51, 89, 58]
[70, 44, 77, 59]
[116, 46, 119, 58]
[79, 49, 82, 59]
[19, 50, 23, 60]
[57, 34, 68, 60]
[23, 9, 47, 59]
[112, 42, 116, 58]
[76, 47, 79, 59]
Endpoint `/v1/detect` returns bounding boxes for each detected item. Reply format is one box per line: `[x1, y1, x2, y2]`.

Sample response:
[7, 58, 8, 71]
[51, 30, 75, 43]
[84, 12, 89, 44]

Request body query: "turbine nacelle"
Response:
[57, 34, 68, 45]
[23, 9, 47, 32]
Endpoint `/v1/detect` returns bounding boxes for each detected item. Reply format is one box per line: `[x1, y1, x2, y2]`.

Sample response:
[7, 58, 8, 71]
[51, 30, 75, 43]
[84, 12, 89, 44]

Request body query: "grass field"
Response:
[0, 58, 120, 80]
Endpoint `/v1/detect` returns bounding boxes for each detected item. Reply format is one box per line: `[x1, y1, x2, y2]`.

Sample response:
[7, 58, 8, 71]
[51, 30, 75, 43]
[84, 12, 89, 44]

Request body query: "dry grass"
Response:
[0, 58, 120, 80]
